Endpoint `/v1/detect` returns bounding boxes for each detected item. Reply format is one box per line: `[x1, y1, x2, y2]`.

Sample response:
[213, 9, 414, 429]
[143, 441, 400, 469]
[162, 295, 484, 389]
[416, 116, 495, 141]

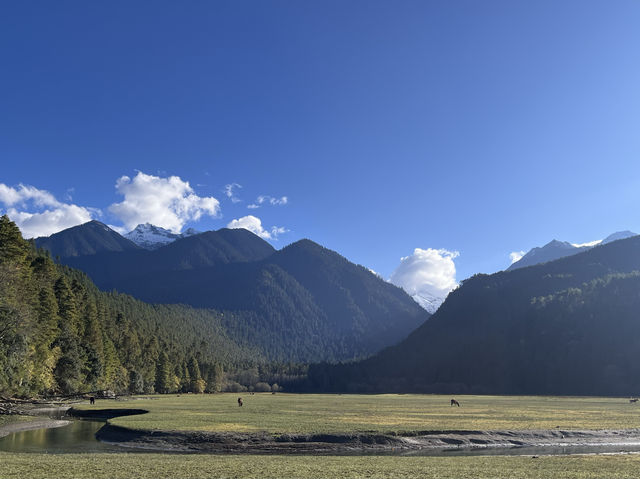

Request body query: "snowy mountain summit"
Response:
[509, 230, 637, 270]
[124, 223, 200, 250]
[411, 291, 447, 314]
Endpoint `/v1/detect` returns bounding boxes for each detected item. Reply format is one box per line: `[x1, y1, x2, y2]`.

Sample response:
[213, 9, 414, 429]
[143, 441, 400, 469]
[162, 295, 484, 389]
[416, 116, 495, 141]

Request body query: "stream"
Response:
[3, 415, 640, 456]
[0, 419, 126, 453]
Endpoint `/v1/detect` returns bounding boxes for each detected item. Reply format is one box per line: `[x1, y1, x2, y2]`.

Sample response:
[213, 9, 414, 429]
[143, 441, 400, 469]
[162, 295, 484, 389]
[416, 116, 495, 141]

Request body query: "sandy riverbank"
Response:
[0, 418, 71, 438]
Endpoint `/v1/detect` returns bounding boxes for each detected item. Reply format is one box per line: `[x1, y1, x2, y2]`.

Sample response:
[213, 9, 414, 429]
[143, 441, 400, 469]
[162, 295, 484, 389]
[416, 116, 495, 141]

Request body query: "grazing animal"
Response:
[450, 399, 460, 407]
[89, 396, 95, 405]
[238, 397, 243, 407]
[630, 398, 638, 403]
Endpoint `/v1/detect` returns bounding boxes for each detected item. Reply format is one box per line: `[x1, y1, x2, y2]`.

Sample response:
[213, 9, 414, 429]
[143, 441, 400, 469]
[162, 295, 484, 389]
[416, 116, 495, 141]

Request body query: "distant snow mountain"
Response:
[509, 231, 637, 271]
[124, 223, 200, 250]
[411, 291, 447, 314]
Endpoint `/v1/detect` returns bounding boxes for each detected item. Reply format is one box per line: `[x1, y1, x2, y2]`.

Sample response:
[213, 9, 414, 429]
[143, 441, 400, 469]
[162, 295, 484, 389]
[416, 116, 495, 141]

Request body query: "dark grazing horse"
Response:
[238, 397, 243, 407]
[450, 398, 460, 407]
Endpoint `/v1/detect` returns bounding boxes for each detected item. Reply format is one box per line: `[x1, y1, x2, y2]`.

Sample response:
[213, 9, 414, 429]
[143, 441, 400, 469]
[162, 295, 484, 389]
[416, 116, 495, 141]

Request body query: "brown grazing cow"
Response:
[238, 397, 243, 407]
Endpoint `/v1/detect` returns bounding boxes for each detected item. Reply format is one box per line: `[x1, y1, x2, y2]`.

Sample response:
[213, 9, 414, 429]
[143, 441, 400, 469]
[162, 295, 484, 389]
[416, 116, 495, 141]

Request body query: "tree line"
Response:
[0, 215, 304, 397]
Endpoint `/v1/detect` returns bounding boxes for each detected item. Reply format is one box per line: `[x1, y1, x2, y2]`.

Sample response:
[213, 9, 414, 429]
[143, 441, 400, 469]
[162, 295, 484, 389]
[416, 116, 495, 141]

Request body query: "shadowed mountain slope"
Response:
[35, 221, 141, 257]
[43, 225, 428, 363]
[307, 235, 640, 396]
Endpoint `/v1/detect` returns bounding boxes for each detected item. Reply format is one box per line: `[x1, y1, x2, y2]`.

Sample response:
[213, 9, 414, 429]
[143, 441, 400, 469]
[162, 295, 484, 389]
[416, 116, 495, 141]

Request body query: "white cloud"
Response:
[109, 171, 220, 232]
[509, 250, 526, 264]
[389, 248, 460, 312]
[226, 215, 287, 240]
[571, 240, 602, 248]
[224, 183, 242, 203]
[107, 224, 128, 235]
[0, 183, 60, 208]
[248, 195, 288, 209]
[0, 183, 94, 238]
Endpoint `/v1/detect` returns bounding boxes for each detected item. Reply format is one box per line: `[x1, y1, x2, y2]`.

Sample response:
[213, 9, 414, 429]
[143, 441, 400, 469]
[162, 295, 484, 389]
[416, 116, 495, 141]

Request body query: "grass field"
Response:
[4, 394, 640, 478]
[76, 393, 640, 434]
[2, 451, 640, 478]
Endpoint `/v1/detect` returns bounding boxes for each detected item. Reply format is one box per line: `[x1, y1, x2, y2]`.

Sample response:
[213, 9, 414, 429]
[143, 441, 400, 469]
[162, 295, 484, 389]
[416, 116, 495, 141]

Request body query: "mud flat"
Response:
[92, 421, 640, 455]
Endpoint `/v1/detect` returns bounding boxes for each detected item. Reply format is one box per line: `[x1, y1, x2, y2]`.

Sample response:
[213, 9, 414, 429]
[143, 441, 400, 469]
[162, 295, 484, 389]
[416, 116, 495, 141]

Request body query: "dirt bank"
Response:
[67, 407, 148, 419]
[0, 418, 71, 438]
[60, 408, 640, 455]
[94, 424, 640, 454]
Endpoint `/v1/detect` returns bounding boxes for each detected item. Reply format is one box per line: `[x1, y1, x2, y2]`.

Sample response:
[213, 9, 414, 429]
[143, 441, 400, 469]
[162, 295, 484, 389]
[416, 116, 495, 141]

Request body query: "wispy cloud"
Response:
[247, 195, 288, 209]
[224, 183, 242, 204]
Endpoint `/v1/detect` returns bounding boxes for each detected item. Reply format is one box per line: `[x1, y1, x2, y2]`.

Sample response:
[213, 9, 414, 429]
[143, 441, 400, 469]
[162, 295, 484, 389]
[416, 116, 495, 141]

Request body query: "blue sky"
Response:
[2, 1, 640, 301]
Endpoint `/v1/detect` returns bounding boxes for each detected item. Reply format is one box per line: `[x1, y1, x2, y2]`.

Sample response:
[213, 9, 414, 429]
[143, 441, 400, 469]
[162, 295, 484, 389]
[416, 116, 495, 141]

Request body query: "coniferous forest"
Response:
[0, 215, 302, 397]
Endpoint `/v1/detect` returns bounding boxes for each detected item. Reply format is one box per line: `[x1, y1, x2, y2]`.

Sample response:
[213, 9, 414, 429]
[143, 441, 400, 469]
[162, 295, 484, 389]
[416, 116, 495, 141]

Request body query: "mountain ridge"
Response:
[35, 221, 429, 363]
[307, 233, 640, 395]
[35, 220, 141, 257]
[508, 230, 637, 270]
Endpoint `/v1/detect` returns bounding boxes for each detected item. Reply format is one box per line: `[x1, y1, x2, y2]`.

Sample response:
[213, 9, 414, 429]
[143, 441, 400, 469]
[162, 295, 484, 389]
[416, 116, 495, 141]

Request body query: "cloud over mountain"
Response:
[227, 215, 286, 240]
[389, 248, 459, 312]
[0, 183, 94, 238]
[109, 171, 220, 232]
[509, 250, 526, 264]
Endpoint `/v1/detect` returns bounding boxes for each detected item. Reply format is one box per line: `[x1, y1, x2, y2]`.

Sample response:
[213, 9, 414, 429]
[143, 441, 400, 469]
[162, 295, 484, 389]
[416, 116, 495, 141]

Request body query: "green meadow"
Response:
[2, 451, 640, 479]
[3, 394, 640, 478]
[78, 393, 640, 434]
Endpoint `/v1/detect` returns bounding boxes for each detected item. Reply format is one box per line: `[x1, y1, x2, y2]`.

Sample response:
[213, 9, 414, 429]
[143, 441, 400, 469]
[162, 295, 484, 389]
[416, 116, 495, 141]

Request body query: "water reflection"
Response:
[0, 420, 124, 453]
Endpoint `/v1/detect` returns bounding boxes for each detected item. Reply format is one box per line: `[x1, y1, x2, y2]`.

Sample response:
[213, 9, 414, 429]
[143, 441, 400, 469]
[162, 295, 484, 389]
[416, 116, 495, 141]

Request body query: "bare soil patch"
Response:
[94, 423, 640, 454]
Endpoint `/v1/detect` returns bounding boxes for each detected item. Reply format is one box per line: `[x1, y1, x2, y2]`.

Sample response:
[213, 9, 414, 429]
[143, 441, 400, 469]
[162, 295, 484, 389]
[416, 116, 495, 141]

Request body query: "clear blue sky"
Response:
[2, 0, 640, 284]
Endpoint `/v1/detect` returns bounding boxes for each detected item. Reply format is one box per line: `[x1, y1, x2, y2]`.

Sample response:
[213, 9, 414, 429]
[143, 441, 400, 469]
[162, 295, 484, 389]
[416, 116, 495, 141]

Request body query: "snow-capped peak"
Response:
[411, 291, 446, 314]
[124, 223, 201, 250]
[602, 230, 637, 244]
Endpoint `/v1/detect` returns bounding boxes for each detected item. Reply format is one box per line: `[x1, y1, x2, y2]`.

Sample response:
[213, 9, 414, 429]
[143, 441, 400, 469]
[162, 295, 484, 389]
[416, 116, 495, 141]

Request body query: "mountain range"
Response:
[309, 232, 640, 396]
[36, 221, 429, 362]
[33, 219, 640, 396]
[508, 230, 637, 270]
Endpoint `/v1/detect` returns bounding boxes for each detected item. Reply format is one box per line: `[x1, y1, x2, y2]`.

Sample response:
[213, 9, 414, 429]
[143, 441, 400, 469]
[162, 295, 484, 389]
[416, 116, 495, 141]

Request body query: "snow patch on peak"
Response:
[602, 231, 637, 244]
[412, 291, 446, 314]
[124, 223, 201, 250]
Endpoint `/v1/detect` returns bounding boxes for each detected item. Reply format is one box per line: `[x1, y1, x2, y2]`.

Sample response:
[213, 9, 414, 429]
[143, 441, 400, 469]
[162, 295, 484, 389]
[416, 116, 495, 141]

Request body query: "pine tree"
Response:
[187, 357, 205, 393]
[205, 363, 224, 393]
[155, 351, 172, 394]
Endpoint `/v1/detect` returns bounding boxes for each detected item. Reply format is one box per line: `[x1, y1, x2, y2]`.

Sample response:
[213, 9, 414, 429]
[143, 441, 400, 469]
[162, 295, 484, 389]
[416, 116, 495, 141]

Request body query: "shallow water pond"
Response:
[0, 420, 125, 454]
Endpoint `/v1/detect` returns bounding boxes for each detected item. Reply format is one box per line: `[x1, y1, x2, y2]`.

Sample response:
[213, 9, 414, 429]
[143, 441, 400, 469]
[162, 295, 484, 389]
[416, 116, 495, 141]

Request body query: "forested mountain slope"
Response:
[308, 235, 640, 396]
[0, 216, 258, 397]
[41, 223, 429, 362]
